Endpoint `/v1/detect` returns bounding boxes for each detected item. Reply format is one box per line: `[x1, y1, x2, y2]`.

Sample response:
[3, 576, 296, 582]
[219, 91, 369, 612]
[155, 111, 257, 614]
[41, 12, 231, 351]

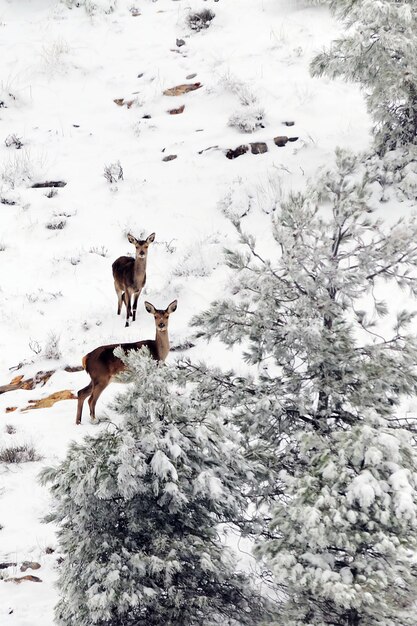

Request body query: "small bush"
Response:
[228, 107, 266, 133]
[46, 217, 66, 230]
[0, 444, 42, 463]
[187, 9, 215, 32]
[61, 0, 116, 14]
[26, 289, 62, 303]
[5, 134, 23, 149]
[0, 83, 18, 109]
[219, 73, 258, 107]
[29, 339, 42, 355]
[40, 39, 71, 76]
[103, 161, 123, 184]
[5, 424, 16, 435]
[89, 245, 109, 257]
[1, 151, 33, 189]
[43, 332, 62, 360]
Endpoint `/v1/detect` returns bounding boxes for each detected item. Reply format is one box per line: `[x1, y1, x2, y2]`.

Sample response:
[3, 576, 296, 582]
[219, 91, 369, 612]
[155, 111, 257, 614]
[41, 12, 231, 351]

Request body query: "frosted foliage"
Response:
[186, 150, 417, 624]
[228, 107, 266, 133]
[367, 145, 417, 201]
[41, 351, 267, 626]
[192, 150, 417, 439]
[312, 0, 417, 152]
[257, 414, 417, 625]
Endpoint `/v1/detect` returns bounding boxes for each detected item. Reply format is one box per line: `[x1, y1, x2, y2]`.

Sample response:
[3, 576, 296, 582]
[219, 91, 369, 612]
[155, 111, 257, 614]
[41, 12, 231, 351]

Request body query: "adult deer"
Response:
[112, 232, 155, 327]
[75, 300, 177, 425]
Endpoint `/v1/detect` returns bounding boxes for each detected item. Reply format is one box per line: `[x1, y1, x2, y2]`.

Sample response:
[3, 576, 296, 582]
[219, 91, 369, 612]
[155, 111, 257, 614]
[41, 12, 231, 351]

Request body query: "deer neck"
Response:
[134, 255, 147, 282]
[155, 330, 170, 362]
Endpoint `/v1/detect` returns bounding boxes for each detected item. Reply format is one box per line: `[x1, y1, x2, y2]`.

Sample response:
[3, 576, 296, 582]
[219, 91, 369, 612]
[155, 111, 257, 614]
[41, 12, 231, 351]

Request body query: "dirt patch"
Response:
[0, 371, 55, 395]
[163, 82, 202, 96]
[21, 390, 76, 412]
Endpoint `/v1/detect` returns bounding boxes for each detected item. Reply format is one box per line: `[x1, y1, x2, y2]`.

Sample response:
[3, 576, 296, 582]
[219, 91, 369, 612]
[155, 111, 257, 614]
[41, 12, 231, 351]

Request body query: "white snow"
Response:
[0, 0, 413, 623]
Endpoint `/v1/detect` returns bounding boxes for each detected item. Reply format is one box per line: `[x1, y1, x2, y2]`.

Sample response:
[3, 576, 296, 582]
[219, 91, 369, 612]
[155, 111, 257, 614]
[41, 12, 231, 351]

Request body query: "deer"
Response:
[75, 299, 177, 425]
[112, 232, 155, 327]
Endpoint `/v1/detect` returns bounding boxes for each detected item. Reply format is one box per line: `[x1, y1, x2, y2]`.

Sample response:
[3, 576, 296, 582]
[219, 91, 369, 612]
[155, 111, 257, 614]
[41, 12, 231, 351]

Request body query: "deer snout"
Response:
[158, 322, 166, 330]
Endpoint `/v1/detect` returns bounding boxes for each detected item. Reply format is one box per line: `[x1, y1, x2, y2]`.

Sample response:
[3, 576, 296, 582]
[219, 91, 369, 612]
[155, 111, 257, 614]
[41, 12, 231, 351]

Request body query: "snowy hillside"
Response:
[0, 0, 403, 623]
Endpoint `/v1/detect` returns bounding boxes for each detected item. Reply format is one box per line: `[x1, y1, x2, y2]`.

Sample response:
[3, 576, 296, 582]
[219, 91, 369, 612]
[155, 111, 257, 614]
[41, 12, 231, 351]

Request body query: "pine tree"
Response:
[310, 0, 417, 153]
[41, 350, 268, 626]
[185, 149, 417, 622]
[256, 414, 417, 625]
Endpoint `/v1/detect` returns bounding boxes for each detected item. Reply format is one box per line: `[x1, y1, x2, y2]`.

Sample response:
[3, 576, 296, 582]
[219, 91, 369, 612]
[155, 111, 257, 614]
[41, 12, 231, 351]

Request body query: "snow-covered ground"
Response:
[0, 0, 405, 622]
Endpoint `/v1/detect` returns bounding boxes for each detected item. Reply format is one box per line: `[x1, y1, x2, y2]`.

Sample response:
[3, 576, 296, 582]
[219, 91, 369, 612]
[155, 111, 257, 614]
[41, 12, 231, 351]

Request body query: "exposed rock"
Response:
[113, 98, 135, 109]
[176, 38, 186, 47]
[20, 562, 41, 572]
[250, 142, 268, 154]
[5, 407, 17, 413]
[283, 121, 295, 126]
[31, 181, 66, 188]
[0, 562, 17, 570]
[167, 105, 185, 115]
[130, 7, 141, 16]
[288, 136, 299, 142]
[22, 390, 76, 412]
[5, 575, 42, 583]
[226, 145, 249, 159]
[274, 135, 289, 147]
[198, 145, 219, 154]
[163, 82, 202, 96]
[45, 547, 55, 554]
[186, 73, 197, 80]
[162, 155, 178, 162]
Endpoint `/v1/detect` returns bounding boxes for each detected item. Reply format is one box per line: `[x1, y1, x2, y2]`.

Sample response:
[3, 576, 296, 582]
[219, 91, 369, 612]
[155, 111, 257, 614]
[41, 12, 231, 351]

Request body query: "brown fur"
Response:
[112, 232, 155, 327]
[75, 300, 177, 424]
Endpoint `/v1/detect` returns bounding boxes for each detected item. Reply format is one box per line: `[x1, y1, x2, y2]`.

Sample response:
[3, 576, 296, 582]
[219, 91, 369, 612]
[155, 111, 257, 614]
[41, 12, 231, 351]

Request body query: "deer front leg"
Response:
[115, 286, 124, 316]
[132, 289, 142, 322]
[88, 380, 108, 422]
[125, 291, 132, 327]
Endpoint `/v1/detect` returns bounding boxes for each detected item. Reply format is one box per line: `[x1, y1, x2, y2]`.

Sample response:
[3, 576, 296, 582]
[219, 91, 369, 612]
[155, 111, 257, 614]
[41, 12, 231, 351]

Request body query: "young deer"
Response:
[75, 300, 177, 424]
[112, 232, 155, 327]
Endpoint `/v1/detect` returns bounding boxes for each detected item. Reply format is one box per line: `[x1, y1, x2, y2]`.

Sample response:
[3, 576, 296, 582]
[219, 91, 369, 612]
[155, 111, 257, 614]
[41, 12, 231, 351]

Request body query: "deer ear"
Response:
[147, 232, 156, 243]
[144, 301, 156, 314]
[167, 300, 177, 314]
[127, 233, 137, 245]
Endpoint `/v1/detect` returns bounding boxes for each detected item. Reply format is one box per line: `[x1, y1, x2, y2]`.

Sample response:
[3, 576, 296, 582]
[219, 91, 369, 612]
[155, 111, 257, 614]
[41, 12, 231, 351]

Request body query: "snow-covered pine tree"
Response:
[311, 0, 417, 153]
[185, 149, 417, 622]
[41, 350, 269, 626]
[256, 413, 417, 626]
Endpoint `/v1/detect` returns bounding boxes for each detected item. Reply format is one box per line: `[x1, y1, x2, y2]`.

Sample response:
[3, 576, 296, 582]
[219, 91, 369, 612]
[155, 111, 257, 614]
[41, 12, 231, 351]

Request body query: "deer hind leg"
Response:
[114, 281, 125, 316]
[132, 290, 141, 322]
[88, 380, 109, 422]
[125, 291, 132, 327]
[76, 381, 93, 425]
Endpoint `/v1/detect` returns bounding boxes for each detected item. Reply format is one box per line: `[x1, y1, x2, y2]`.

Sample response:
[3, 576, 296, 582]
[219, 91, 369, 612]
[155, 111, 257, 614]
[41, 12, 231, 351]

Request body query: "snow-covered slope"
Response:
[0, 0, 377, 623]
